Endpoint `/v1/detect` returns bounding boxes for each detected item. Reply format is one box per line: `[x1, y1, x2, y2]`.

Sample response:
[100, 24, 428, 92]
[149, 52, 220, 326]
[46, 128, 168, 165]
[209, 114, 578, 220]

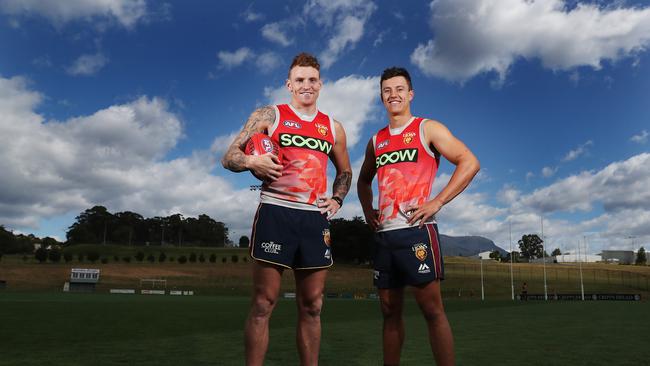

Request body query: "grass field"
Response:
[1, 292, 648, 365]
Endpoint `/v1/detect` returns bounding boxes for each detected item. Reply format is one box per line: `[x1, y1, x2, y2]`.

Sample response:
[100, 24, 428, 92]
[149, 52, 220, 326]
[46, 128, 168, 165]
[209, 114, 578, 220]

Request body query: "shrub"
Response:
[169, 256, 175, 262]
[122, 256, 131, 263]
[231, 255, 239, 263]
[198, 253, 205, 263]
[221, 257, 227, 263]
[87, 251, 100, 263]
[158, 252, 167, 263]
[63, 252, 73, 263]
[35, 248, 48, 263]
[135, 251, 145, 262]
[48, 248, 62, 263]
[146, 254, 155, 263]
[113, 255, 120, 262]
[209, 253, 217, 263]
[189, 253, 197, 263]
[178, 255, 187, 264]
[101, 257, 109, 264]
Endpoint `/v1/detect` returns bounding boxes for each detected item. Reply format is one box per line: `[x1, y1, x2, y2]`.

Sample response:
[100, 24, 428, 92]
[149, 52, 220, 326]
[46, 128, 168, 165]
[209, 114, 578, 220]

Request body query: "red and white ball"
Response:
[245, 133, 282, 180]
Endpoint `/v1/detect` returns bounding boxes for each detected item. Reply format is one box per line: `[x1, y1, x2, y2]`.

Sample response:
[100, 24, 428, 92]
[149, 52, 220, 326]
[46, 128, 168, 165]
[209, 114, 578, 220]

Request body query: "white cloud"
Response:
[217, 47, 253, 69]
[562, 140, 593, 162]
[542, 166, 557, 178]
[242, 5, 263, 22]
[66, 53, 108, 76]
[411, 0, 650, 83]
[0, 0, 149, 28]
[263, 75, 380, 147]
[261, 22, 293, 47]
[210, 131, 240, 156]
[320, 15, 364, 68]
[631, 130, 648, 144]
[0, 74, 259, 237]
[304, 0, 376, 68]
[256, 51, 282, 73]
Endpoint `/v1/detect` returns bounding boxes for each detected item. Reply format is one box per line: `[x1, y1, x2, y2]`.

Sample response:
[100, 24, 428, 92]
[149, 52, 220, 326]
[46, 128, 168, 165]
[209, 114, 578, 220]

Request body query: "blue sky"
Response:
[1, 0, 649, 255]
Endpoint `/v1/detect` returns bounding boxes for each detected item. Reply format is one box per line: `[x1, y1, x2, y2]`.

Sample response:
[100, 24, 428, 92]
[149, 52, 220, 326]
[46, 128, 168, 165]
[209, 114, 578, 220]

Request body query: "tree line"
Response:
[66, 206, 231, 247]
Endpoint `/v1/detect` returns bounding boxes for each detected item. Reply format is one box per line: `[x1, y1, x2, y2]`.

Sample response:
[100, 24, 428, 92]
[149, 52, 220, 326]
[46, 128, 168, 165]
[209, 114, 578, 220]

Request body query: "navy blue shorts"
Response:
[374, 223, 444, 289]
[250, 203, 332, 270]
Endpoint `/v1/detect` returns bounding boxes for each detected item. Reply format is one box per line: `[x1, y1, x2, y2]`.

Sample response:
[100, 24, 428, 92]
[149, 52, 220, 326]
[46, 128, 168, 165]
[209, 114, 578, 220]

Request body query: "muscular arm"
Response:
[407, 119, 480, 227]
[318, 120, 352, 218]
[221, 106, 282, 180]
[357, 138, 379, 230]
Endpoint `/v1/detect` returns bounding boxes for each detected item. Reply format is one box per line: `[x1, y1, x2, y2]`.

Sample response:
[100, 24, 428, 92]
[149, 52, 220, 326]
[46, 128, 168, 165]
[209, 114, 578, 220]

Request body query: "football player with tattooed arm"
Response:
[221, 52, 352, 366]
[357, 67, 479, 366]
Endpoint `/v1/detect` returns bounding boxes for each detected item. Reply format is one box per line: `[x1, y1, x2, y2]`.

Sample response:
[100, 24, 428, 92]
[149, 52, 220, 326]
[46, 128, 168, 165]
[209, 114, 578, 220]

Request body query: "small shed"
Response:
[68, 268, 100, 292]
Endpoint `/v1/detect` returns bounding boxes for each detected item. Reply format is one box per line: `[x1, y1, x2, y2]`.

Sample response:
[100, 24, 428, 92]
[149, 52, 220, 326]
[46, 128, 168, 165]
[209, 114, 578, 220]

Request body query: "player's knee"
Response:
[380, 302, 402, 320]
[299, 295, 323, 318]
[250, 295, 276, 319]
[421, 304, 446, 323]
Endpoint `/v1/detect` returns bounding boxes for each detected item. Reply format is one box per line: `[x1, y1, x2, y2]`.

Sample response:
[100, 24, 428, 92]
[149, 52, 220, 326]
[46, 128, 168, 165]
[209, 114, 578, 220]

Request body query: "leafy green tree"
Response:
[518, 234, 544, 260]
[636, 247, 647, 265]
[146, 254, 155, 263]
[48, 248, 62, 263]
[158, 252, 167, 263]
[239, 236, 250, 248]
[330, 216, 374, 264]
[35, 247, 48, 263]
[551, 248, 562, 256]
[87, 251, 100, 263]
[199, 253, 206, 263]
[67, 206, 115, 244]
[489, 250, 501, 261]
[209, 253, 217, 263]
[135, 251, 145, 262]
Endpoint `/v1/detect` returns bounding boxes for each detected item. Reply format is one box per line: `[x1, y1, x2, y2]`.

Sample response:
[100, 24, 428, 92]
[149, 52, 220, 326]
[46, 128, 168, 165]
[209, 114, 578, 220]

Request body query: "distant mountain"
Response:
[439, 234, 507, 257]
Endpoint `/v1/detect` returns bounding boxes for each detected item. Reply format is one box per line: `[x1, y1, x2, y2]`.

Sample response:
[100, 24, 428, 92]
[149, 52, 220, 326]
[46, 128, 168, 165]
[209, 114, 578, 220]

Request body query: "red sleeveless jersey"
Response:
[374, 117, 440, 231]
[260, 104, 335, 210]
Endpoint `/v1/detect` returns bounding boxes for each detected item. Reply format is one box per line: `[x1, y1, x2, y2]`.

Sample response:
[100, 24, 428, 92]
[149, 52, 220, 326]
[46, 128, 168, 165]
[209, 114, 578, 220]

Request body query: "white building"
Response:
[553, 253, 601, 263]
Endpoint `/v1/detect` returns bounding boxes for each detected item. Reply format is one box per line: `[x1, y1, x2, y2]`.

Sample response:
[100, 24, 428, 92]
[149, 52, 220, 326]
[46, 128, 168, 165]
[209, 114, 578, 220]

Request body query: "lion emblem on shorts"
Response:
[323, 229, 331, 246]
[412, 243, 427, 261]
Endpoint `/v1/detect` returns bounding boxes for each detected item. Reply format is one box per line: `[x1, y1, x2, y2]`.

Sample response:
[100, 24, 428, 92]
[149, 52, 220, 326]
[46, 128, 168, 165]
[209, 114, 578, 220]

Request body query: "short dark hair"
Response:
[380, 67, 413, 90]
[288, 52, 320, 79]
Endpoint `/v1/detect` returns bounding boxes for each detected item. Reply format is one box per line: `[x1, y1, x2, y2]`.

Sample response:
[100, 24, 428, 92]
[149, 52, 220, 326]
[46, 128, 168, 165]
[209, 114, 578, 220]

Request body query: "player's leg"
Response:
[379, 287, 405, 366]
[245, 261, 283, 366]
[294, 268, 327, 366]
[413, 280, 455, 366]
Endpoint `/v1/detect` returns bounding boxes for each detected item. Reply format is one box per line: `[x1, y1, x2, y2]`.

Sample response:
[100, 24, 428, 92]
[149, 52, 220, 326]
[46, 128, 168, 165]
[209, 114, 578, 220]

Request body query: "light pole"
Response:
[541, 215, 548, 301]
[480, 256, 485, 301]
[509, 220, 514, 301]
[578, 236, 585, 300]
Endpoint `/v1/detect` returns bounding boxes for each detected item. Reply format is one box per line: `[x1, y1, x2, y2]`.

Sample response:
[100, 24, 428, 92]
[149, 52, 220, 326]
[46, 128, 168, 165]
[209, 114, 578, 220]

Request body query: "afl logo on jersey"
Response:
[315, 123, 329, 136]
[283, 120, 301, 129]
[261, 138, 274, 153]
[402, 132, 416, 144]
[377, 139, 390, 150]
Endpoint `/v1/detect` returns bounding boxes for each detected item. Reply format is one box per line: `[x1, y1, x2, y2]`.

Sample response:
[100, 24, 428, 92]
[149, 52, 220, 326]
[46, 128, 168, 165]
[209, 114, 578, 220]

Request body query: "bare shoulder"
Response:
[422, 118, 453, 139]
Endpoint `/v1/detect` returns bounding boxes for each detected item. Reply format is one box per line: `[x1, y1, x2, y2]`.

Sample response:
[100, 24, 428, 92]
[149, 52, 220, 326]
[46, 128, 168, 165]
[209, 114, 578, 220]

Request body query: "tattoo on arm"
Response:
[332, 171, 352, 200]
[221, 106, 275, 172]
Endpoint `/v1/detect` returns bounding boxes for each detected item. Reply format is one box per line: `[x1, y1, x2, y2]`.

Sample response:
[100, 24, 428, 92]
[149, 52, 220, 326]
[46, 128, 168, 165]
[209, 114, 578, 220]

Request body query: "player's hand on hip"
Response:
[363, 208, 380, 231]
[248, 154, 282, 181]
[318, 197, 341, 220]
[406, 199, 443, 228]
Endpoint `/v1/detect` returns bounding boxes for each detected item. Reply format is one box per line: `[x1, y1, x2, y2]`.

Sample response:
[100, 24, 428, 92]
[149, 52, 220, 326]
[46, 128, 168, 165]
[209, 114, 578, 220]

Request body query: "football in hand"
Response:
[244, 133, 282, 180]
